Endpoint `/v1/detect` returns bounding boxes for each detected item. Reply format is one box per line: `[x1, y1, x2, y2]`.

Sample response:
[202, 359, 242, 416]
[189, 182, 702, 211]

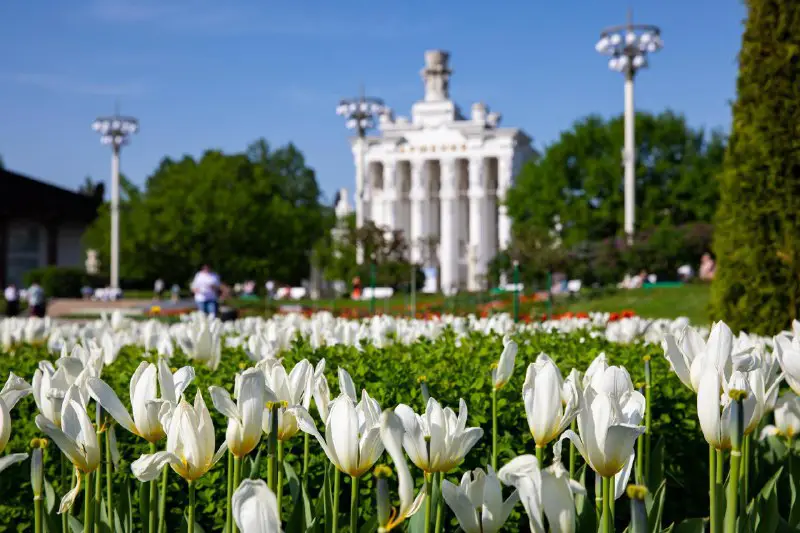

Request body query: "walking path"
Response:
[46, 298, 197, 318]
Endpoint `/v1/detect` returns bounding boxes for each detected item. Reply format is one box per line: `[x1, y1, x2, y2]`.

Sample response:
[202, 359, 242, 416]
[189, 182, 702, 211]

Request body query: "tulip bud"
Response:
[627, 484, 648, 533]
[729, 389, 748, 451]
[374, 464, 392, 527]
[31, 448, 43, 498]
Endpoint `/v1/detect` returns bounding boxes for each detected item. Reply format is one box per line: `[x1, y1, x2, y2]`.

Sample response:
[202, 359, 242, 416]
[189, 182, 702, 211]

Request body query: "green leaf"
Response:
[646, 481, 667, 533]
[574, 465, 596, 533]
[67, 515, 83, 533]
[788, 452, 800, 527]
[673, 518, 705, 533]
[648, 437, 666, 493]
[359, 514, 378, 533]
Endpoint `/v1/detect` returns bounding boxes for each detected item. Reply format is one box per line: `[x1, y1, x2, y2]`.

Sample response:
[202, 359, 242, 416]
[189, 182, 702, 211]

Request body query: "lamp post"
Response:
[91, 113, 139, 290]
[512, 260, 520, 323]
[596, 10, 663, 243]
[335, 88, 387, 264]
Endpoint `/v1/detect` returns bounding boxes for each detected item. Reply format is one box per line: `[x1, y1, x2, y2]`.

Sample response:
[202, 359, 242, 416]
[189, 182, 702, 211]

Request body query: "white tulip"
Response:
[293, 391, 383, 477]
[258, 359, 312, 441]
[761, 392, 800, 440]
[377, 411, 426, 531]
[498, 455, 585, 533]
[774, 333, 800, 395]
[442, 466, 518, 533]
[338, 367, 358, 401]
[35, 385, 101, 513]
[0, 372, 31, 452]
[557, 380, 645, 478]
[131, 391, 227, 482]
[394, 397, 483, 473]
[233, 479, 283, 533]
[523, 354, 580, 447]
[87, 359, 194, 443]
[210, 368, 273, 457]
[180, 320, 222, 370]
[32, 361, 69, 426]
[696, 367, 758, 450]
[492, 335, 518, 389]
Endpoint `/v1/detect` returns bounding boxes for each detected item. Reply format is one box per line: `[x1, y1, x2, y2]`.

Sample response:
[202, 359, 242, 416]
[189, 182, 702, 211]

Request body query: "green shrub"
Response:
[22, 267, 102, 298]
[711, 0, 800, 333]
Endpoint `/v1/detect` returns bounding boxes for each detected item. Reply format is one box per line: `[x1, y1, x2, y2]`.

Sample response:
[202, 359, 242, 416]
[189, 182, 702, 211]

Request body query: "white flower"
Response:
[233, 479, 283, 533]
[131, 391, 227, 482]
[209, 368, 273, 457]
[697, 368, 759, 450]
[258, 359, 312, 441]
[377, 410, 426, 531]
[498, 455, 585, 533]
[493, 335, 518, 389]
[0, 372, 31, 452]
[293, 391, 383, 477]
[760, 392, 800, 440]
[87, 359, 194, 443]
[394, 397, 483, 473]
[523, 354, 580, 447]
[32, 361, 69, 426]
[442, 466, 518, 533]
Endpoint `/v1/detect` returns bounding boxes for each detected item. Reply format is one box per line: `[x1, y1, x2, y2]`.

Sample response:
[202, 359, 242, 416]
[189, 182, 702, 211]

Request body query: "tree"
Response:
[506, 111, 726, 248]
[710, 0, 800, 334]
[78, 176, 105, 200]
[83, 142, 328, 286]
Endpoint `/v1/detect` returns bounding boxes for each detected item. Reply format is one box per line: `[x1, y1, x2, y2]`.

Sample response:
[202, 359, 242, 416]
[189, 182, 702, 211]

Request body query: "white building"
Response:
[347, 50, 536, 292]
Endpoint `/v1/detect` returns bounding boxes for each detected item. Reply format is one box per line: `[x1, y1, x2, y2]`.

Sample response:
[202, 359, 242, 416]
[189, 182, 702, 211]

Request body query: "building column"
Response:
[409, 160, 427, 264]
[383, 160, 397, 230]
[497, 155, 513, 251]
[468, 158, 486, 291]
[353, 138, 367, 264]
[439, 159, 458, 293]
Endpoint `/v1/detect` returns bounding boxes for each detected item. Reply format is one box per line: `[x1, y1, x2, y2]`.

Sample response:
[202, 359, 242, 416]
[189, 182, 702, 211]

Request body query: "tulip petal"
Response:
[58, 473, 81, 514]
[329, 397, 359, 475]
[35, 414, 83, 469]
[357, 426, 384, 476]
[541, 467, 576, 533]
[173, 366, 195, 399]
[86, 377, 137, 435]
[0, 452, 27, 474]
[233, 479, 283, 533]
[209, 386, 240, 420]
[662, 334, 692, 389]
[131, 451, 181, 482]
[442, 480, 481, 533]
[380, 411, 414, 515]
[292, 407, 339, 470]
[697, 369, 724, 448]
[602, 424, 646, 477]
[338, 367, 357, 402]
[614, 453, 635, 500]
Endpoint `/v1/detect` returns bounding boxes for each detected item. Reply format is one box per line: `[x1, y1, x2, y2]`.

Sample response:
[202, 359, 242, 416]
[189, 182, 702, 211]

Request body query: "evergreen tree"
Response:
[711, 0, 800, 334]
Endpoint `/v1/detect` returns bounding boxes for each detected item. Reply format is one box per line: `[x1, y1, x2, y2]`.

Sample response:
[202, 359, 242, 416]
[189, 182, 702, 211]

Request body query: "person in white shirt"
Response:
[4, 284, 19, 317]
[190, 265, 221, 316]
[27, 282, 46, 318]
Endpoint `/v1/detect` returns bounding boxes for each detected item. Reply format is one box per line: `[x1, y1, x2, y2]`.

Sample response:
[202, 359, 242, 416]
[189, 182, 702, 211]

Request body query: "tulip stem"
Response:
[61, 455, 69, 533]
[158, 467, 168, 533]
[709, 445, 718, 533]
[232, 456, 242, 532]
[332, 468, 341, 533]
[226, 452, 234, 533]
[302, 432, 310, 484]
[602, 476, 612, 533]
[644, 357, 652, 486]
[725, 392, 745, 533]
[424, 473, 433, 533]
[569, 420, 577, 479]
[491, 387, 498, 471]
[267, 404, 279, 492]
[105, 427, 113, 524]
[149, 442, 158, 533]
[716, 449, 724, 533]
[187, 481, 195, 533]
[277, 442, 285, 519]
[350, 475, 360, 533]
[95, 407, 102, 533]
[83, 473, 92, 533]
[434, 472, 445, 533]
[636, 432, 644, 485]
[536, 445, 544, 466]
[595, 473, 603, 520]
[742, 434, 751, 505]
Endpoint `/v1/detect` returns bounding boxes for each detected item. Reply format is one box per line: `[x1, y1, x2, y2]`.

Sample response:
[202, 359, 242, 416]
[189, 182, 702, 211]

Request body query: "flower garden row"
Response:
[0, 313, 797, 532]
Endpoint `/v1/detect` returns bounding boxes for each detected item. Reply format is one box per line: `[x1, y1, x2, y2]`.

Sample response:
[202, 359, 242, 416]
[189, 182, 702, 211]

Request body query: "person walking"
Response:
[27, 281, 46, 318]
[3, 284, 19, 317]
[153, 278, 165, 300]
[190, 265, 220, 317]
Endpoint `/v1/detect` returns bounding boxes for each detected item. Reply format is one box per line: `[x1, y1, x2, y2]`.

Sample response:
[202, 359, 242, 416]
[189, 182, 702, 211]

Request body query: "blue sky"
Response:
[0, 0, 745, 204]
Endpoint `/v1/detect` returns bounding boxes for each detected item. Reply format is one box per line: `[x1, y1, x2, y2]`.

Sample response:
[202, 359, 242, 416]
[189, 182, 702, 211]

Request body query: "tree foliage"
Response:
[711, 0, 800, 333]
[83, 139, 329, 286]
[506, 111, 726, 248]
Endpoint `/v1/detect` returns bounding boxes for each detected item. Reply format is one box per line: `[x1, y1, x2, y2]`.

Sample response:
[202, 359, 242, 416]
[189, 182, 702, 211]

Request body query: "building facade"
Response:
[348, 50, 535, 292]
[0, 168, 101, 287]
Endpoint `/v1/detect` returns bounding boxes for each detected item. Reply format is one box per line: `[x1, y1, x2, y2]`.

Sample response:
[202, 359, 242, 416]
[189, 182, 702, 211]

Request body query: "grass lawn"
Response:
[541, 283, 711, 325]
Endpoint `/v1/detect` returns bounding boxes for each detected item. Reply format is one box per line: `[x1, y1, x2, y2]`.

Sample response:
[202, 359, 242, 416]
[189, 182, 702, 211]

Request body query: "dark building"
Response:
[0, 168, 102, 287]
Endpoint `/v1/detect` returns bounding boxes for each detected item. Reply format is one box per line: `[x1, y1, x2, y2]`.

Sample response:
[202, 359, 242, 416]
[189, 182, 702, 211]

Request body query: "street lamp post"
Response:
[91, 113, 139, 290]
[335, 88, 387, 265]
[596, 10, 663, 243]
